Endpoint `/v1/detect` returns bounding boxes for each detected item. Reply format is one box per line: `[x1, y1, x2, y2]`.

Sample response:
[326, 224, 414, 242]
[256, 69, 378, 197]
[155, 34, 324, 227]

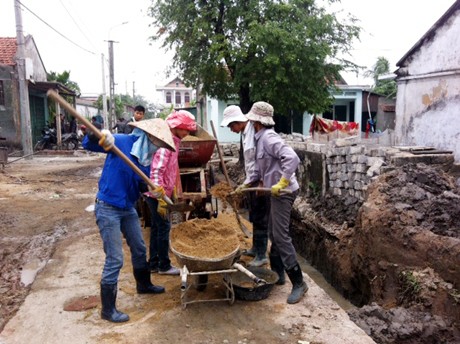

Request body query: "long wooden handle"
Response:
[210, 120, 231, 184]
[235, 187, 293, 194]
[210, 120, 252, 238]
[46, 90, 173, 205]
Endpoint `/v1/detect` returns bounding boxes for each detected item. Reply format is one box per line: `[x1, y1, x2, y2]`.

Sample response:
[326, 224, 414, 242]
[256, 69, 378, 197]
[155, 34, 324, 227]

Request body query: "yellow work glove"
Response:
[98, 129, 115, 151]
[149, 185, 165, 199]
[157, 199, 168, 219]
[172, 186, 178, 203]
[234, 184, 250, 194]
[271, 176, 289, 197]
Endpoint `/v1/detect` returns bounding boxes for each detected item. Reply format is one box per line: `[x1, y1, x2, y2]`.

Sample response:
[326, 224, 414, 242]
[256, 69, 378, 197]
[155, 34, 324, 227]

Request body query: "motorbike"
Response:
[34, 125, 80, 151]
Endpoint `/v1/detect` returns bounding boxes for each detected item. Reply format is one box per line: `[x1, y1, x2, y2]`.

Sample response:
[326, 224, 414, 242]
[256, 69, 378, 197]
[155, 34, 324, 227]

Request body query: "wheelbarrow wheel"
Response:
[195, 275, 208, 291]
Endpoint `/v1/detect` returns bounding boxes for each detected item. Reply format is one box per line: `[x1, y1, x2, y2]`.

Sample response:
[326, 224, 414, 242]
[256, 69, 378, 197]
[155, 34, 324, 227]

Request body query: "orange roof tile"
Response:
[0, 37, 17, 66]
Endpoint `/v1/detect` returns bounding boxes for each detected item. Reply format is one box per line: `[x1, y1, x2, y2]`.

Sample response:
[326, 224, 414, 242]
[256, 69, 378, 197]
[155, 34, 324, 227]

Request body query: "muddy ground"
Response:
[1, 151, 459, 344]
[0, 153, 375, 344]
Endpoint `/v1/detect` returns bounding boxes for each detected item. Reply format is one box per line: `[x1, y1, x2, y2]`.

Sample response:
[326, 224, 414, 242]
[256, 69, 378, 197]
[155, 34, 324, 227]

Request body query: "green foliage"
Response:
[308, 181, 320, 197]
[364, 56, 397, 98]
[46, 70, 81, 121]
[148, 0, 361, 114]
[398, 270, 421, 304]
[157, 104, 175, 120]
[47, 70, 81, 95]
[94, 93, 160, 119]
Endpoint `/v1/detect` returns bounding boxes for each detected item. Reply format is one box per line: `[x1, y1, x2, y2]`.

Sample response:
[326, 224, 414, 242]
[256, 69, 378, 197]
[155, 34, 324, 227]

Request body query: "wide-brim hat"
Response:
[220, 105, 248, 127]
[128, 119, 175, 151]
[246, 101, 275, 126]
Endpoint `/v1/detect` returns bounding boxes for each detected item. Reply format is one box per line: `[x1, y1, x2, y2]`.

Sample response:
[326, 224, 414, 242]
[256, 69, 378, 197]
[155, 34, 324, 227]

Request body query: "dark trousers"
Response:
[248, 192, 270, 258]
[145, 197, 172, 270]
[268, 190, 298, 270]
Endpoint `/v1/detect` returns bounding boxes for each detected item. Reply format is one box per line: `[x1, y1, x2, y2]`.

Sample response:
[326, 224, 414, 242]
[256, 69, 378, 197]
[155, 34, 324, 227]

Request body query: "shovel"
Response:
[230, 187, 293, 195]
[164, 202, 195, 212]
[210, 120, 252, 238]
[47, 90, 191, 212]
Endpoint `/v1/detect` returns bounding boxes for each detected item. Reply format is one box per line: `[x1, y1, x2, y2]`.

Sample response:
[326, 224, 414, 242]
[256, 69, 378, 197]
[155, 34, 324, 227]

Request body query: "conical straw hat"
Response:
[128, 118, 175, 152]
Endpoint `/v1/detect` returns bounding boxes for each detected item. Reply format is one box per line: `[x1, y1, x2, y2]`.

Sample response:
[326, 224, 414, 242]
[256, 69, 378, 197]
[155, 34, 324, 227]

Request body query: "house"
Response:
[394, 0, 460, 161]
[155, 77, 195, 109]
[76, 97, 100, 121]
[0, 35, 76, 150]
[205, 82, 394, 143]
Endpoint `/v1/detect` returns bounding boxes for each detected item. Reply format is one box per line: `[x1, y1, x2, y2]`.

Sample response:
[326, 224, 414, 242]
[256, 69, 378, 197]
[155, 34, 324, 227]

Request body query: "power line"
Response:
[58, 0, 98, 52]
[18, 0, 96, 55]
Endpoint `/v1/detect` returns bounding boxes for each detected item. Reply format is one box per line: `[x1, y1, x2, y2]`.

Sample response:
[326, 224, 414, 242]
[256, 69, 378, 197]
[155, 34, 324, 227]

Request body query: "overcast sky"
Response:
[0, 0, 457, 103]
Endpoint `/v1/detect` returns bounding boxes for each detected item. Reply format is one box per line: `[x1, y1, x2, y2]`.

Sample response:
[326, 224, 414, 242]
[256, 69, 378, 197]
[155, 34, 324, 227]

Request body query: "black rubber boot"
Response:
[269, 254, 286, 285]
[286, 263, 308, 304]
[248, 224, 269, 267]
[100, 283, 129, 323]
[133, 268, 165, 294]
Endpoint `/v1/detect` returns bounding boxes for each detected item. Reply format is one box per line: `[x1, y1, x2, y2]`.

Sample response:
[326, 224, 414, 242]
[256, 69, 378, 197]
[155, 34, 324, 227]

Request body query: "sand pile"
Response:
[171, 217, 240, 259]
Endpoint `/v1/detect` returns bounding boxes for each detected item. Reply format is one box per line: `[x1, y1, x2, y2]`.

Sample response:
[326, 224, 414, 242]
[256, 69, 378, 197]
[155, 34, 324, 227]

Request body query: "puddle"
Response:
[21, 259, 47, 287]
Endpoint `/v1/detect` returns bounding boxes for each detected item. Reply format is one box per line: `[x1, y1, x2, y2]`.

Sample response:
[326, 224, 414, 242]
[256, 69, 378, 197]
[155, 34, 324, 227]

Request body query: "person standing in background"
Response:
[124, 105, 145, 134]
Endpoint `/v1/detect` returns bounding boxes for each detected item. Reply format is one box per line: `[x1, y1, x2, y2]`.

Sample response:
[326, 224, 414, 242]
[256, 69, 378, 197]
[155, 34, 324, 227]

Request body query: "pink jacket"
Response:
[148, 135, 181, 198]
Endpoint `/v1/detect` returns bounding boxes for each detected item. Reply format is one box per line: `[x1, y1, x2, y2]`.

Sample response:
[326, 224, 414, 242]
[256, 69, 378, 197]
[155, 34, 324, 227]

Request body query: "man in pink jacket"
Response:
[145, 110, 197, 275]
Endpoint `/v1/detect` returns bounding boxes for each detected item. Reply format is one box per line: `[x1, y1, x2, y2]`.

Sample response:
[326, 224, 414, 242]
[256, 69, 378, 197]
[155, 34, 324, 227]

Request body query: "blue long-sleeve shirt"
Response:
[83, 134, 149, 209]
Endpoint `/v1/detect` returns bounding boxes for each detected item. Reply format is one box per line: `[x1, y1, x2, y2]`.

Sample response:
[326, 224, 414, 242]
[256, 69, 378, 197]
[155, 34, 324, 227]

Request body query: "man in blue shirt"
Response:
[83, 118, 175, 323]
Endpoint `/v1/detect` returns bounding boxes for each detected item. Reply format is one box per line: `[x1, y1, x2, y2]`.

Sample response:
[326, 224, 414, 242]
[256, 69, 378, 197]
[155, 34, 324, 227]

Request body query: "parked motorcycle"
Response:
[62, 132, 80, 150]
[34, 125, 79, 151]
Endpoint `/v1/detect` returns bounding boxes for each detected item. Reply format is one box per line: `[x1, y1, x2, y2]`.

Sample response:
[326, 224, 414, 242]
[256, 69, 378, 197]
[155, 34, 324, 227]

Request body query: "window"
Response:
[0, 80, 5, 107]
[184, 92, 190, 103]
[166, 91, 172, 103]
[175, 92, 181, 104]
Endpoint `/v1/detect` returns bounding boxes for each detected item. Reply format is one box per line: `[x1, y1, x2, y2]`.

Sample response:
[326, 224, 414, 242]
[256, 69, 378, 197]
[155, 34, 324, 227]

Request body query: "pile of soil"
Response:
[171, 217, 239, 258]
[293, 163, 460, 343]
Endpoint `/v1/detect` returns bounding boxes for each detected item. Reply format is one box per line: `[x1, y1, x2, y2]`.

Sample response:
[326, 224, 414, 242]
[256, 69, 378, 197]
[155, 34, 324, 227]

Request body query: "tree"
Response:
[364, 56, 397, 98]
[47, 70, 81, 95]
[148, 0, 360, 114]
[46, 70, 81, 122]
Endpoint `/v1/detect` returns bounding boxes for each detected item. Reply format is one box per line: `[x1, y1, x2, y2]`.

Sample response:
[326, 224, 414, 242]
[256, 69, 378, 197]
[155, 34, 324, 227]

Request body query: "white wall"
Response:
[396, 76, 460, 160]
[395, 11, 460, 161]
[205, 97, 240, 142]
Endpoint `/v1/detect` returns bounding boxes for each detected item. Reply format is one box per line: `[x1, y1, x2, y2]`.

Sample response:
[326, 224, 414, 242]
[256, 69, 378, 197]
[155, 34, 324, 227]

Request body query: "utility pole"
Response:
[106, 21, 128, 131]
[14, 0, 33, 157]
[101, 53, 108, 127]
[108, 40, 115, 130]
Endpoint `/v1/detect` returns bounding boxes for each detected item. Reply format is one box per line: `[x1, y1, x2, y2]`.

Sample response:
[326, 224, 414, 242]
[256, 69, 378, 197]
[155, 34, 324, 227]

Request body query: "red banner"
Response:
[310, 115, 359, 136]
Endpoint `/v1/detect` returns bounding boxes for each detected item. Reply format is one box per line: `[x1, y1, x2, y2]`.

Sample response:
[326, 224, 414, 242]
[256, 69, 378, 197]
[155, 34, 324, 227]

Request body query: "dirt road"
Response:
[0, 153, 375, 344]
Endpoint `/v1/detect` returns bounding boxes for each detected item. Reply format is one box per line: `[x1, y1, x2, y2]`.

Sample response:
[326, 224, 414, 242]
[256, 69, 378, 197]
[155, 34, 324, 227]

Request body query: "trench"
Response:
[297, 254, 355, 311]
[236, 202, 357, 311]
[291, 214, 371, 308]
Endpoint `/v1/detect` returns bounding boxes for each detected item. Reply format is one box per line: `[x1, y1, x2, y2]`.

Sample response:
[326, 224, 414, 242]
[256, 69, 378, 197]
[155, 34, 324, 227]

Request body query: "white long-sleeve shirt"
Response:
[242, 121, 256, 185]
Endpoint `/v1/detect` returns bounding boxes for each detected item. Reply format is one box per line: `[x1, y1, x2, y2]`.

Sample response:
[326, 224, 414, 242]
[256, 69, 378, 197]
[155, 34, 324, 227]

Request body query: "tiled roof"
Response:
[0, 37, 17, 66]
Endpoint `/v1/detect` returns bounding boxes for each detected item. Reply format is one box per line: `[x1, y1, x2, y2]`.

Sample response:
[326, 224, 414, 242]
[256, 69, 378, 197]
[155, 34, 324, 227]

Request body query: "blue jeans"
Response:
[145, 197, 172, 271]
[95, 201, 148, 285]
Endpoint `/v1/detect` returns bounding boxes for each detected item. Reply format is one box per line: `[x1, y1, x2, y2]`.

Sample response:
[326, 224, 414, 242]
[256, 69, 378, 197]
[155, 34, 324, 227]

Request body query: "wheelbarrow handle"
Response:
[232, 262, 267, 285]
